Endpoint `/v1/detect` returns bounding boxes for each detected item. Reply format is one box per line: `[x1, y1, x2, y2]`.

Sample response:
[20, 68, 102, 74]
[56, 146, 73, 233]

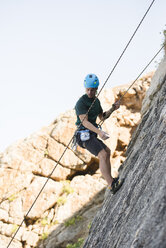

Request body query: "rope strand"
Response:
[96, 0, 156, 99]
[119, 45, 164, 101]
[99, 44, 164, 126]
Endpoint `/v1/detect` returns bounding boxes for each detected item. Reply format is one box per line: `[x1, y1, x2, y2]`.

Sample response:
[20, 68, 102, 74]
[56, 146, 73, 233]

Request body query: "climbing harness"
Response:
[79, 129, 91, 141]
[72, 129, 90, 150]
[7, 1, 158, 247]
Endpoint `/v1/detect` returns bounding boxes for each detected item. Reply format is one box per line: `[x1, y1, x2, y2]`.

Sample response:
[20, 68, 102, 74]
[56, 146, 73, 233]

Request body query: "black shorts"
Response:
[76, 131, 107, 156]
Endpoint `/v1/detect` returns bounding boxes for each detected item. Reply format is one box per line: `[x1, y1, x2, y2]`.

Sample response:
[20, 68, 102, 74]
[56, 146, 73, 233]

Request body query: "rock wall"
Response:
[83, 56, 166, 248]
[0, 72, 153, 248]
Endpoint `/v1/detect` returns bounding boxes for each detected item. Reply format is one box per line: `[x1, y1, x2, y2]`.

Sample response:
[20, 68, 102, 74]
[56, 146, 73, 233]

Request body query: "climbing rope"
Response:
[79, 0, 157, 128]
[119, 46, 164, 101]
[7, 1, 157, 246]
[99, 44, 165, 126]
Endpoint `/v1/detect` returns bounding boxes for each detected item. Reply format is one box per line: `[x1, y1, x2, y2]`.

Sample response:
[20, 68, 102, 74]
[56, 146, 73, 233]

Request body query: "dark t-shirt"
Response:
[75, 94, 103, 129]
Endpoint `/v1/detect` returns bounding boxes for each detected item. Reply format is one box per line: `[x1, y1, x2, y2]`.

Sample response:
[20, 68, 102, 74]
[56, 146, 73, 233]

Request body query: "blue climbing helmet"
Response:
[84, 74, 99, 88]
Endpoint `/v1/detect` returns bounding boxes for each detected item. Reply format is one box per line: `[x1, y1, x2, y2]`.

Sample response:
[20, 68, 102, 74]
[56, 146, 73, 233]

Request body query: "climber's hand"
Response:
[98, 130, 110, 140]
[112, 100, 120, 110]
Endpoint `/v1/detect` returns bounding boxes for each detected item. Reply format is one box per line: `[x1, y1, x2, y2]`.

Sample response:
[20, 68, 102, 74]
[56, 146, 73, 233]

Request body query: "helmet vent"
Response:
[89, 74, 92, 78]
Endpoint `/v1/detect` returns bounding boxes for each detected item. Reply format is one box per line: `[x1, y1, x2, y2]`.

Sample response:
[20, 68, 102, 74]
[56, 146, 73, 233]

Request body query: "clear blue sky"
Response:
[0, 0, 165, 152]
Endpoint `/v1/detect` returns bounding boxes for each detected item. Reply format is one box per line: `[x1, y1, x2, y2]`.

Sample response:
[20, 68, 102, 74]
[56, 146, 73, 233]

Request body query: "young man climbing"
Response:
[74, 74, 124, 194]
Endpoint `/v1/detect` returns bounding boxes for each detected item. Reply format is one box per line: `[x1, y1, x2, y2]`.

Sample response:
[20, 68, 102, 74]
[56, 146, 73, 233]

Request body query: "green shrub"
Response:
[41, 217, 49, 226]
[66, 238, 84, 248]
[8, 194, 17, 202]
[57, 196, 67, 206]
[44, 149, 49, 157]
[62, 181, 74, 195]
[51, 219, 59, 225]
[41, 232, 48, 240]
[164, 29, 166, 54]
[88, 222, 92, 230]
[11, 224, 19, 233]
[65, 215, 83, 227]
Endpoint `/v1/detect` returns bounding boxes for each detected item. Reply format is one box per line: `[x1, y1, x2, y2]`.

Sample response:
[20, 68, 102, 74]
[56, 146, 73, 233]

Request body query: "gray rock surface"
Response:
[83, 56, 166, 248]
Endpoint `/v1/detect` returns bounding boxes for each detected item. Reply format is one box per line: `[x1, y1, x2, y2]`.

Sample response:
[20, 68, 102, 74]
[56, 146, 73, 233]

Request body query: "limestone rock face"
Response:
[83, 56, 166, 248]
[0, 71, 153, 248]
